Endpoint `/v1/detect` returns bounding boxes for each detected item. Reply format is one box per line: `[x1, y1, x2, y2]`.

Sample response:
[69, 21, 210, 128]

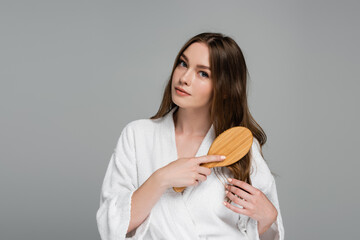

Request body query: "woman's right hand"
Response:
[156, 155, 226, 189]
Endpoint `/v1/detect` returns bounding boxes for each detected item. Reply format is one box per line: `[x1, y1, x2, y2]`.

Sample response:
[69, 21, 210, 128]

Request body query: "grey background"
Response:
[1, 1, 359, 239]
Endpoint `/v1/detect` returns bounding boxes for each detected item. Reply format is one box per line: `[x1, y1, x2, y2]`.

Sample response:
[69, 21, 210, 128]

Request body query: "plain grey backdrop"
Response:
[1, 0, 359, 239]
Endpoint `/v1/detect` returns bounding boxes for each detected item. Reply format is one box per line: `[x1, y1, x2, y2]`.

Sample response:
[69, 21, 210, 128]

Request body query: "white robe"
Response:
[96, 106, 285, 240]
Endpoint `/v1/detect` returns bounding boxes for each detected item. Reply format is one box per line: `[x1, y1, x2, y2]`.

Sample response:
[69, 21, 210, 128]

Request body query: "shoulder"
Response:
[124, 118, 155, 131]
[124, 115, 167, 133]
[118, 116, 166, 143]
[249, 138, 275, 193]
[119, 118, 156, 139]
[112, 119, 155, 153]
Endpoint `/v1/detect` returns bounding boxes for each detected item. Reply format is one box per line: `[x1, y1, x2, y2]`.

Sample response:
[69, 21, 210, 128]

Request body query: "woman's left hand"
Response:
[223, 178, 278, 236]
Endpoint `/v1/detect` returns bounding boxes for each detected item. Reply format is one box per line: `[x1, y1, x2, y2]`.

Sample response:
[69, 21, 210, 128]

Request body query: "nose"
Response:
[179, 69, 194, 86]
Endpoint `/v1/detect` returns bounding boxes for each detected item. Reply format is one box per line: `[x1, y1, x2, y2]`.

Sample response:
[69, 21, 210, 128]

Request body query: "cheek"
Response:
[171, 70, 178, 83]
[171, 72, 180, 87]
[171, 73, 177, 84]
[173, 67, 184, 79]
[196, 82, 213, 99]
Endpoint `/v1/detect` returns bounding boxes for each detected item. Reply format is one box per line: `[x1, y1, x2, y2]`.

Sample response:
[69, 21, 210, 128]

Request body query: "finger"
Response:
[223, 201, 250, 216]
[197, 166, 212, 176]
[227, 185, 252, 201]
[196, 155, 226, 164]
[226, 190, 251, 209]
[191, 179, 199, 186]
[196, 173, 207, 182]
[228, 178, 258, 195]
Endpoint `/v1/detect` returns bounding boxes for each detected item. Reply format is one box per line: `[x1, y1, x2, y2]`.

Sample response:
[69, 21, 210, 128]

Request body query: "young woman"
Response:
[96, 32, 284, 240]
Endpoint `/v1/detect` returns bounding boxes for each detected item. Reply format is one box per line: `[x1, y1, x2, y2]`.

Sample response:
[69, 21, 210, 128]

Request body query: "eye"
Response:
[200, 71, 209, 78]
[178, 59, 187, 68]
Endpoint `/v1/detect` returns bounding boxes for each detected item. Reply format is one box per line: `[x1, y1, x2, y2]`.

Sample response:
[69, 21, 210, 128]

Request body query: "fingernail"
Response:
[225, 190, 229, 194]
[221, 156, 226, 160]
[227, 178, 232, 182]
[223, 201, 227, 206]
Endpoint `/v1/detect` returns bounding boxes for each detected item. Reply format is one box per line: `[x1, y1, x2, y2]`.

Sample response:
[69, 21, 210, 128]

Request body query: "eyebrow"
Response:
[180, 53, 211, 71]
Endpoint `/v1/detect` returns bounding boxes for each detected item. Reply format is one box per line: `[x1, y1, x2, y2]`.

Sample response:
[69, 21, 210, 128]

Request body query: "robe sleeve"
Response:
[96, 122, 152, 240]
[237, 179, 284, 240]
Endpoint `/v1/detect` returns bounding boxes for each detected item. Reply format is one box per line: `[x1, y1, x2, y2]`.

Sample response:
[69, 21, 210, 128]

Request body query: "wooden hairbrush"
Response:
[173, 126, 253, 193]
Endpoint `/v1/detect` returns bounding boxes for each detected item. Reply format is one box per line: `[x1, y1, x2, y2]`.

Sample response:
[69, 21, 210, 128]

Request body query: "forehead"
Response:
[182, 42, 210, 65]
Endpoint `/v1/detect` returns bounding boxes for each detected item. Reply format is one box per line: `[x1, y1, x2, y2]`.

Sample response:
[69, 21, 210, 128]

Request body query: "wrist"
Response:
[258, 221, 270, 236]
[258, 215, 277, 236]
[152, 169, 169, 190]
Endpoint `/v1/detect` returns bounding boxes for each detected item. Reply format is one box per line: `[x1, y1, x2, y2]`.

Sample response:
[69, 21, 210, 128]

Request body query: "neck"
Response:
[173, 106, 212, 137]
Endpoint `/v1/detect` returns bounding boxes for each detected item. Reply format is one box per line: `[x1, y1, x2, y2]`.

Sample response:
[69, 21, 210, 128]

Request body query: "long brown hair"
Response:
[150, 32, 268, 202]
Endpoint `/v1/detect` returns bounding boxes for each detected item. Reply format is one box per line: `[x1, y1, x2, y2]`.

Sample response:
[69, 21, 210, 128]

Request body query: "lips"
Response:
[175, 87, 190, 95]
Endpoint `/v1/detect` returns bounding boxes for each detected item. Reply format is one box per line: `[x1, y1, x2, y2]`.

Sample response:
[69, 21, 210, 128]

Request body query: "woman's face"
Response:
[171, 42, 213, 110]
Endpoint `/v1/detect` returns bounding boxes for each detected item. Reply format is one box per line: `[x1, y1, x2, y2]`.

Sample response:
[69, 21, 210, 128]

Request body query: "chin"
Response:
[172, 98, 187, 108]
[173, 101, 198, 110]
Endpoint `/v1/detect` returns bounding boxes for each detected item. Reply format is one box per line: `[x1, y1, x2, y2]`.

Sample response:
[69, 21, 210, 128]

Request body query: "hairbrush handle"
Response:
[173, 186, 186, 192]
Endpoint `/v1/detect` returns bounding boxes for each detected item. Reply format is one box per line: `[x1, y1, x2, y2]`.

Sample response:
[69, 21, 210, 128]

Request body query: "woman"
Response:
[96, 32, 284, 240]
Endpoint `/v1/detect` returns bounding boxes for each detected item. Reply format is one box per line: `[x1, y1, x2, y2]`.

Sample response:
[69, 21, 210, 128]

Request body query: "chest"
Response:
[175, 134, 205, 159]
